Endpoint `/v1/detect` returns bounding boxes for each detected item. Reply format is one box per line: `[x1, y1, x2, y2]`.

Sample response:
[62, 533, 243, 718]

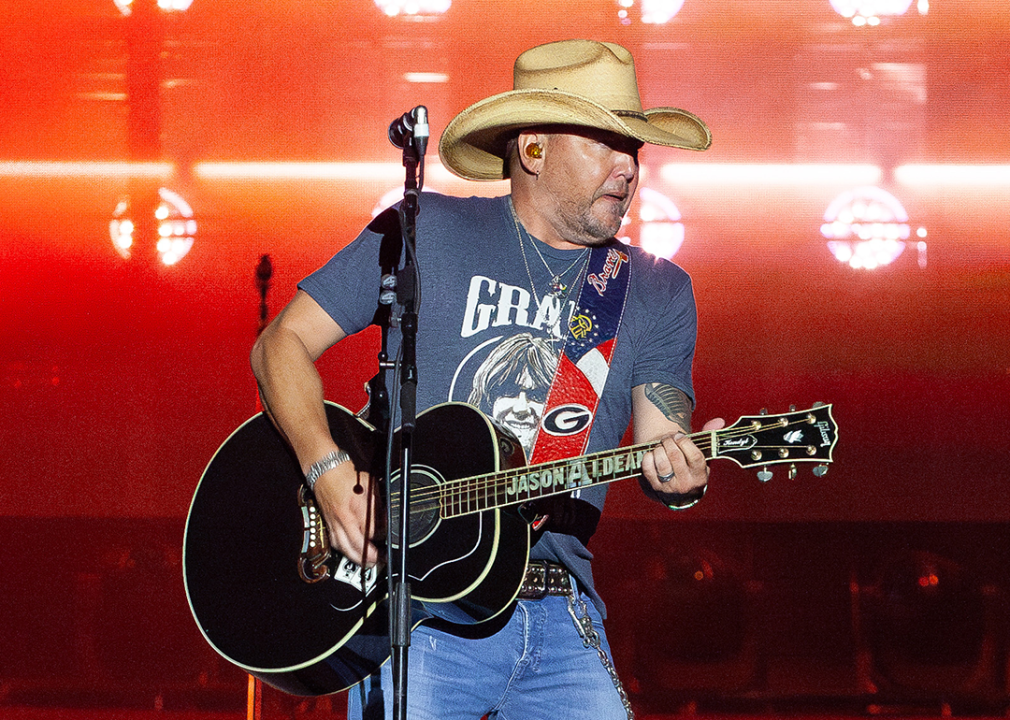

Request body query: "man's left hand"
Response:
[641, 417, 725, 497]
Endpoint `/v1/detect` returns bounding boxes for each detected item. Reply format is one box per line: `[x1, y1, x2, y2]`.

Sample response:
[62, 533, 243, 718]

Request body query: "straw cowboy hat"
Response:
[439, 39, 711, 181]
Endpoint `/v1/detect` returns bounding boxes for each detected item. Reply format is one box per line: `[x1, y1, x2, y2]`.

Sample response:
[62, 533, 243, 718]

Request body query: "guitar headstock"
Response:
[713, 403, 837, 481]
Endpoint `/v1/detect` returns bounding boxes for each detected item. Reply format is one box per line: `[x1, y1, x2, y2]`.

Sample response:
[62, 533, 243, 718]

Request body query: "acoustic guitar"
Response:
[183, 401, 837, 695]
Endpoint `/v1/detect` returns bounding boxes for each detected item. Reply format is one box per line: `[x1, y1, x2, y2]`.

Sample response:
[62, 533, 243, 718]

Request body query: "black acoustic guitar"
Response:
[183, 401, 837, 696]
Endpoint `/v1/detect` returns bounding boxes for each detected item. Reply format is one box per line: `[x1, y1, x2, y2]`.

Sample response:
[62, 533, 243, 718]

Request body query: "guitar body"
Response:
[183, 402, 530, 695]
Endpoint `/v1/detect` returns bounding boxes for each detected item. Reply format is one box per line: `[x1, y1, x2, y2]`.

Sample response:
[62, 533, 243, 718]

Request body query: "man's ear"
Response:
[516, 131, 544, 176]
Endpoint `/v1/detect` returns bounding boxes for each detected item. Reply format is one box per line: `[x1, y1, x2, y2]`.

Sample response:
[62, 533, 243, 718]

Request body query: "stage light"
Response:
[894, 164, 1010, 186]
[110, 187, 196, 266]
[0, 161, 172, 178]
[194, 162, 405, 181]
[373, 0, 450, 17]
[114, 0, 193, 16]
[821, 186, 917, 270]
[618, 187, 685, 260]
[628, 547, 757, 699]
[404, 72, 450, 84]
[829, 0, 922, 26]
[616, 0, 685, 25]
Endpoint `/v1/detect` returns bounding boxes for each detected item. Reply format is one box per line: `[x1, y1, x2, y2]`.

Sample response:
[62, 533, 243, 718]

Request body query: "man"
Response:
[251, 39, 723, 720]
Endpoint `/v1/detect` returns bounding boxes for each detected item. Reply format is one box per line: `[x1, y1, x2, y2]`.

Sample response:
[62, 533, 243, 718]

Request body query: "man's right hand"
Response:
[311, 461, 385, 568]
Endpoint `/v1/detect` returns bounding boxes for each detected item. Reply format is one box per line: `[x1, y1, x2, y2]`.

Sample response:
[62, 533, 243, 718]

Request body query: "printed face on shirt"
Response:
[467, 333, 557, 457]
[490, 369, 549, 454]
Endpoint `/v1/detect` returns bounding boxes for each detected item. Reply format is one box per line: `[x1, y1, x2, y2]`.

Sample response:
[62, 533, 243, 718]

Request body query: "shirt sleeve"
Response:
[629, 259, 698, 407]
[298, 224, 388, 337]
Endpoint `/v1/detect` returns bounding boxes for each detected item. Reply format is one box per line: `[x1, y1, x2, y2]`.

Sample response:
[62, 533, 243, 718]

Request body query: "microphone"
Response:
[388, 106, 429, 156]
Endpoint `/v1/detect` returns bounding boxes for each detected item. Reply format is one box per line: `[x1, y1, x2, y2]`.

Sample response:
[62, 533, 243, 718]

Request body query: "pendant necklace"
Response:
[509, 198, 589, 304]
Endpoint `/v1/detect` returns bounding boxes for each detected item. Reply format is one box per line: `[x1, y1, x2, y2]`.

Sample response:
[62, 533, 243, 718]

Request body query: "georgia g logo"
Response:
[542, 404, 592, 436]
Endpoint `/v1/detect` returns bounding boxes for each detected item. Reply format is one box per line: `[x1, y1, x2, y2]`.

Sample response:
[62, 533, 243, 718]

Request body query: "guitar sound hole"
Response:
[388, 465, 442, 549]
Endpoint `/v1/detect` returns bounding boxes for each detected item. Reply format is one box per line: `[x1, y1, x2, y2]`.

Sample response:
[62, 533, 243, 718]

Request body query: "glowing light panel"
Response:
[617, 0, 685, 25]
[661, 163, 882, 186]
[0, 161, 172, 178]
[110, 188, 196, 266]
[619, 187, 685, 260]
[194, 162, 406, 181]
[404, 72, 450, 83]
[829, 0, 920, 26]
[895, 164, 1010, 186]
[821, 186, 912, 270]
[374, 0, 450, 17]
[114, 0, 194, 16]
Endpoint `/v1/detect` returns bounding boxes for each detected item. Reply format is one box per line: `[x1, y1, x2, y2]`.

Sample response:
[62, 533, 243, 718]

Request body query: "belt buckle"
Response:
[544, 564, 571, 596]
[520, 560, 550, 600]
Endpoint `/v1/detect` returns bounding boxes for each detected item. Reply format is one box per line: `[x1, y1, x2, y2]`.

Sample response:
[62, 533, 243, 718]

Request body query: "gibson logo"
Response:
[817, 421, 833, 447]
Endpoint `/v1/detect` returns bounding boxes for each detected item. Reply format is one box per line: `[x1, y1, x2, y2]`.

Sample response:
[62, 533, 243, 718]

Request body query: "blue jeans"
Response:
[347, 593, 629, 720]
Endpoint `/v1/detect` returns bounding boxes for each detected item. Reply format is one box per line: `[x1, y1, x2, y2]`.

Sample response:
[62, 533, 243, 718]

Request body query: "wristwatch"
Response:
[304, 450, 351, 491]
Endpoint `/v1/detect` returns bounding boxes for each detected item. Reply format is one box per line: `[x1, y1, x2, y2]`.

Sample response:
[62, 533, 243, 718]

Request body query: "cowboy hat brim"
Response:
[439, 88, 712, 181]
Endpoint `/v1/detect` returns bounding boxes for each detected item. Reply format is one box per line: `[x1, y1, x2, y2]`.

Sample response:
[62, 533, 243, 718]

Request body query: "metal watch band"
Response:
[304, 450, 351, 491]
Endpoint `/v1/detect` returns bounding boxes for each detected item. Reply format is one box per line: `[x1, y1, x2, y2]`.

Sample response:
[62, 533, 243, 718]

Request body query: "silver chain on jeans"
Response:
[565, 592, 635, 720]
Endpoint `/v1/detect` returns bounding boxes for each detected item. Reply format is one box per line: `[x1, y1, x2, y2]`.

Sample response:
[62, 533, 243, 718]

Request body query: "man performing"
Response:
[251, 38, 723, 720]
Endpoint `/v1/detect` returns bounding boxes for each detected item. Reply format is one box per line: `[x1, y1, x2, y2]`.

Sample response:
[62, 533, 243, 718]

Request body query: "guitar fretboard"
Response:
[435, 434, 719, 519]
[449, 447, 640, 517]
[394, 405, 835, 521]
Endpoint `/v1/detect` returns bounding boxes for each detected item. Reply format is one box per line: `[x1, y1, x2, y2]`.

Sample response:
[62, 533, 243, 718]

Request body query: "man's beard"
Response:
[561, 187, 633, 246]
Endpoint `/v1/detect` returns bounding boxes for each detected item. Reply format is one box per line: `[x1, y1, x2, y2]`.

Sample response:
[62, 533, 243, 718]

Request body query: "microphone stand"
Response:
[386, 106, 427, 720]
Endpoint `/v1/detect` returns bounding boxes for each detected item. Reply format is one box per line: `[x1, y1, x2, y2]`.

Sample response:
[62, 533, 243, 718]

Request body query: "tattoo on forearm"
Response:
[644, 383, 691, 431]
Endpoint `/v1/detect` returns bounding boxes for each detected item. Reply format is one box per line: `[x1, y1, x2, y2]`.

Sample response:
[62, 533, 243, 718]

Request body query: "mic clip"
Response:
[388, 106, 429, 157]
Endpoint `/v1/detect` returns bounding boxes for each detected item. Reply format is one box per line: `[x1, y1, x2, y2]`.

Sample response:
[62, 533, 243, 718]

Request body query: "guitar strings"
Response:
[391, 424, 805, 516]
[406, 414, 817, 506]
[394, 416, 822, 513]
[386, 414, 829, 518]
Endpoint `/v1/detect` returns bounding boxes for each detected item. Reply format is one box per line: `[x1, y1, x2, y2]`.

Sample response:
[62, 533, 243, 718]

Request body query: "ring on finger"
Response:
[658, 470, 675, 483]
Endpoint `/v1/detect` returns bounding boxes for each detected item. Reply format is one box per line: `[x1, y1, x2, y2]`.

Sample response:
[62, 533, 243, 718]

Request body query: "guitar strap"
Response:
[528, 245, 632, 542]
[531, 244, 632, 465]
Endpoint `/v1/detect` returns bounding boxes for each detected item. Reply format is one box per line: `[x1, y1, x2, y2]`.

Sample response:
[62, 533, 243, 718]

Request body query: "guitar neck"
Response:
[435, 404, 836, 519]
[439, 434, 715, 519]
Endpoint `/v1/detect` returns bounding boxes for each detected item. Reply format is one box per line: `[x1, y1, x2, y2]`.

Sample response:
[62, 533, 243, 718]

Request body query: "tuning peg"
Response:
[759, 408, 768, 416]
[788, 464, 797, 480]
[812, 401, 825, 408]
[757, 467, 773, 482]
[813, 465, 829, 477]
[789, 404, 797, 412]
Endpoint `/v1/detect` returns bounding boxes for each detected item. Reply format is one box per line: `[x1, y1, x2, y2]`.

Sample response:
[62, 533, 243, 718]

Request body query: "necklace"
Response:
[509, 198, 589, 301]
[527, 233, 588, 294]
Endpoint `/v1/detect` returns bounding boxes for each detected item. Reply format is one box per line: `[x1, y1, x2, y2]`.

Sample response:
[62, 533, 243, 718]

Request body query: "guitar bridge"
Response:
[297, 486, 332, 583]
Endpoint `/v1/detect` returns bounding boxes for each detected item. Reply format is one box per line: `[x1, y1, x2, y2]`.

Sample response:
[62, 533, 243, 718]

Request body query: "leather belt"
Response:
[517, 560, 572, 600]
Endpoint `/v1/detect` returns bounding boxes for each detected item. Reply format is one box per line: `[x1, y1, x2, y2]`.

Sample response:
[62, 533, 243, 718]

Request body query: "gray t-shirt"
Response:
[300, 192, 697, 614]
